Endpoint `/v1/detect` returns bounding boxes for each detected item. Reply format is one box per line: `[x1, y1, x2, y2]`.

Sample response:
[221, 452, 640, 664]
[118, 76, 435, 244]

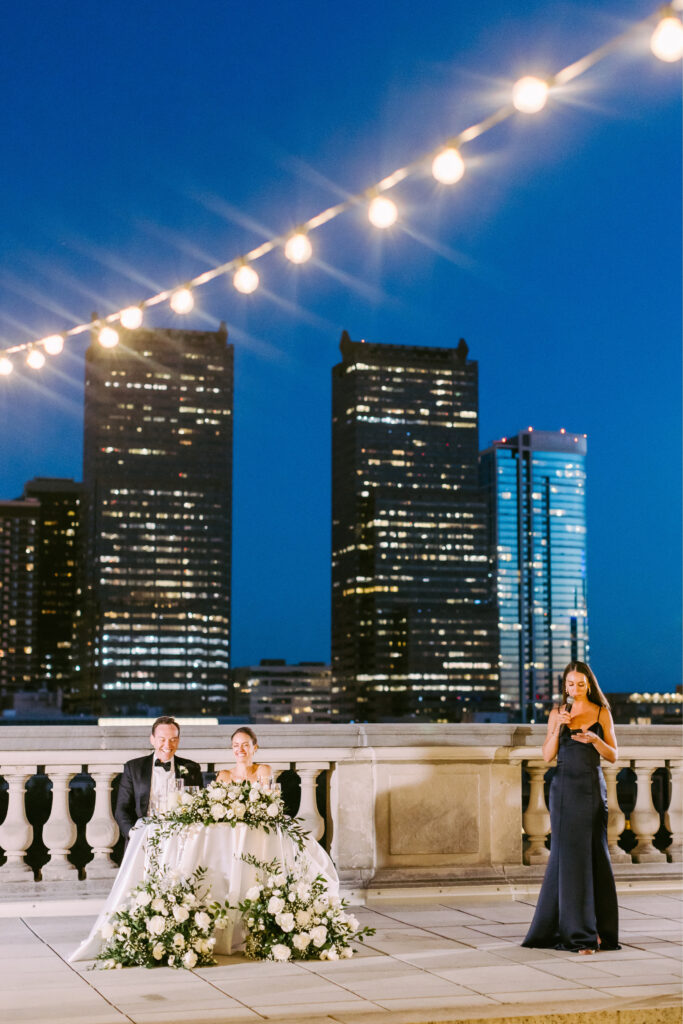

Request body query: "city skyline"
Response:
[0, 0, 680, 692]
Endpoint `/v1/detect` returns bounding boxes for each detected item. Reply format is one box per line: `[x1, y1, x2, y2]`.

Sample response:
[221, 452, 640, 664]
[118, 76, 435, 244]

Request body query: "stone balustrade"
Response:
[0, 723, 680, 896]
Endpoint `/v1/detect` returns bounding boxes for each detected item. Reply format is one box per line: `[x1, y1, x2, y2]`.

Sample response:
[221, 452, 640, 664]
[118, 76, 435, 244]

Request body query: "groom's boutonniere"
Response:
[178, 765, 189, 777]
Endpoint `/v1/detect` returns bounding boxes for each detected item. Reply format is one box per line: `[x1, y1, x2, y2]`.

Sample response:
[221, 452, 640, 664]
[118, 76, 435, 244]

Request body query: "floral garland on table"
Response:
[237, 854, 375, 961]
[95, 862, 230, 970]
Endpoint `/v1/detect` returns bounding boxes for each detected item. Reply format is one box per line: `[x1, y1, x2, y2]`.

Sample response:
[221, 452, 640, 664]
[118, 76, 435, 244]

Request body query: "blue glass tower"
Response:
[480, 429, 588, 722]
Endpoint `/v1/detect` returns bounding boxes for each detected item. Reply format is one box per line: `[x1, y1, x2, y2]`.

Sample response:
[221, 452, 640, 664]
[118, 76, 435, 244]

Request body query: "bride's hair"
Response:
[231, 726, 258, 744]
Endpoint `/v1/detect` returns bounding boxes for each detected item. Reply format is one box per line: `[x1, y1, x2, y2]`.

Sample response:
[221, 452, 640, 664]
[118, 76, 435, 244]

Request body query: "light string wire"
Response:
[1, 1, 680, 365]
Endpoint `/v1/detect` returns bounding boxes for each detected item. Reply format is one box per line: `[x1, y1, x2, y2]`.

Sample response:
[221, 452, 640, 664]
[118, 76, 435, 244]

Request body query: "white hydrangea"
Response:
[310, 925, 327, 947]
[272, 943, 291, 961]
[267, 896, 285, 915]
[146, 916, 166, 936]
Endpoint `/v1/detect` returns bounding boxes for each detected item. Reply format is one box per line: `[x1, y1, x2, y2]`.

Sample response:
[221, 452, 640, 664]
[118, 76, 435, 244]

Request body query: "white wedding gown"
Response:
[70, 820, 339, 961]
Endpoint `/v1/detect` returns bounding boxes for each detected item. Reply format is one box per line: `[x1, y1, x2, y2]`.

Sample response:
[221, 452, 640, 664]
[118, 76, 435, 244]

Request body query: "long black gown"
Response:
[522, 713, 620, 952]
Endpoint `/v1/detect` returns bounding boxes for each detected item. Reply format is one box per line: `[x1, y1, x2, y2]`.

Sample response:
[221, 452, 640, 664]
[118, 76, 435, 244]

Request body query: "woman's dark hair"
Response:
[151, 715, 180, 735]
[561, 661, 610, 710]
[231, 726, 258, 744]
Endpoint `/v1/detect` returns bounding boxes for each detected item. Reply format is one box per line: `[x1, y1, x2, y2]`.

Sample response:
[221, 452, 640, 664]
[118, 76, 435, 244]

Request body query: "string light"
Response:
[368, 195, 398, 228]
[0, 2, 677, 369]
[512, 75, 550, 113]
[42, 334, 64, 356]
[284, 232, 313, 264]
[651, 13, 683, 61]
[233, 264, 260, 294]
[432, 147, 466, 184]
[98, 326, 119, 348]
[26, 348, 46, 369]
[0, 357, 13, 375]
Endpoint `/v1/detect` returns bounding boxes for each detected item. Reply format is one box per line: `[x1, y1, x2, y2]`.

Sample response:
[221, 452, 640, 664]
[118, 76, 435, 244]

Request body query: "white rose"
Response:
[295, 909, 311, 927]
[347, 915, 360, 932]
[146, 916, 166, 936]
[245, 885, 261, 901]
[310, 925, 327, 948]
[116, 925, 131, 939]
[102, 958, 116, 970]
[292, 932, 311, 950]
[194, 938, 210, 955]
[167, 954, 175, 966]
[276, 912, 295, 932]
[341, 946, 354, 958]
[136, 890, 153, 907]
[151, 897, 165, 912]
[152, 942, 165, 960]
[313, 897, 328, 913]
[327, 948, 339, 961]
[194, 911, 211, 931]
[181, 792, 194, 805]
[173, 905, 189, 923]
[267, 803, 280, 818]
[295, 883, 310, 901]
[267, 896, 285, 915]
[272, 943, 291, 961]
[207, 785, 225, 801]
[233, 801, 246, 819]
[248, 788, 260, 802]
[100, 922, 114, 940]
[228, 786, 241, 799]
[183, 893, 196, 907]
[330, 896, 342, 909]
[182, 949, 198, 969]
[173, 933, 185, 949]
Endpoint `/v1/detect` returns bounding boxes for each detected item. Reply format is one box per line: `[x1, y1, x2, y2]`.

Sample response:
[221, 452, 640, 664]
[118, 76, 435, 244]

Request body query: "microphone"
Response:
[565, 695, 574, 716]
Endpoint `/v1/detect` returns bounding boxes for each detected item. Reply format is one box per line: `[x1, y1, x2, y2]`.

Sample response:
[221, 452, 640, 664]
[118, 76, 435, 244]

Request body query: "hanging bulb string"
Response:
[0, 1, 680, 363]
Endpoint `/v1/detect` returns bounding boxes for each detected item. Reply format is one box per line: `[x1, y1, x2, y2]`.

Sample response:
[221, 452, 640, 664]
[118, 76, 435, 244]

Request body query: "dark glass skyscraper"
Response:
[480, 429, 588, 722]
[83, 324, 233, 713]
[332, 332, 497, 721]
[0, 499, 39, 706]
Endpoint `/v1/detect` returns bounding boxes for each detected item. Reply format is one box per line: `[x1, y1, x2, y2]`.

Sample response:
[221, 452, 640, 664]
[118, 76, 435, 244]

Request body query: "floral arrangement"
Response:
[237, 854, 375, 961]
[146, 779, 307, 850]
[95, 863, 230, 970]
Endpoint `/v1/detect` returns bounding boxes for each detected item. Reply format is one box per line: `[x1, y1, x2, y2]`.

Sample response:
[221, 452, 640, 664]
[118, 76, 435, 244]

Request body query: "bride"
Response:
[71, 727, 338, 961]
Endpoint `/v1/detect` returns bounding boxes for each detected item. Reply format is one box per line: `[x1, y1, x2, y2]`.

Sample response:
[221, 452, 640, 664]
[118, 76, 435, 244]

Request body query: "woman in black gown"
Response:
[522, 661, 620, 954]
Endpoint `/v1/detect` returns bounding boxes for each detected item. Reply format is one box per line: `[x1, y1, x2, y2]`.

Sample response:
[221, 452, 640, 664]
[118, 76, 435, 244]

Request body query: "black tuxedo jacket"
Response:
[114, 753, 203, 839]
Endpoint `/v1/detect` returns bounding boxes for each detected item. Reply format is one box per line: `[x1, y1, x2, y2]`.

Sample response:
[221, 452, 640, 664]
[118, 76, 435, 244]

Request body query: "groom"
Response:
[115, 715, 203, 840]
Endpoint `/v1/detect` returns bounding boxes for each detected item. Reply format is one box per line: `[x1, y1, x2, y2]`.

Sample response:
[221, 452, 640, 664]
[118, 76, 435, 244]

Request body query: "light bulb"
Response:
[170, 288, 194, 314]
[284, 233, 313, 264]
[42, 334, 64, 356]
[27, 348, 46, 369]
[368, 195, 398, 228]
[120, 306, 144, 329]
[651, 16, 683, 62]
[0, 356, 13, 376]
[512, 76, 549, 113]
[432, 148, 465, 185]
[233, 264, 259, 294]
[98, 326, 119, 348]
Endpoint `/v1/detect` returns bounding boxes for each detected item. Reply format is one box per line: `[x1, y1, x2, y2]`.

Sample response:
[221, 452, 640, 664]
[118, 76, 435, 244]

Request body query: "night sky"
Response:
[0, 1, 680, 692]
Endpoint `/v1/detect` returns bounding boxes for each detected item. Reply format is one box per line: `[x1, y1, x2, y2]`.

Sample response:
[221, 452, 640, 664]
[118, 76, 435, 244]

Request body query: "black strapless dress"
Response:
[522, 719, 620, 951]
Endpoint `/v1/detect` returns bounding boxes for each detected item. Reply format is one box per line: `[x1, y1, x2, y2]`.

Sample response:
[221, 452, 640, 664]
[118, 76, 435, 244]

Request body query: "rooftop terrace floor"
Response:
[1, 887, 681, 1024]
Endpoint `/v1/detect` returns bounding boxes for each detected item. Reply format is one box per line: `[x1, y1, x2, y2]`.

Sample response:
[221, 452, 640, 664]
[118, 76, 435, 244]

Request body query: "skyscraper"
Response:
[0, 499, 39, 706]
[331, 332, 497, 721]
[83, 324, 233, 714]
[480, 429, 588, 722]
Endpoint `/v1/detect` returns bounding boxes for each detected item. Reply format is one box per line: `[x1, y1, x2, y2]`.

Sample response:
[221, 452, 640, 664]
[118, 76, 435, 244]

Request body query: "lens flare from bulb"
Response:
[98, 326, 119, 349]
[432, 148, 465, 185]
[42, 334, 64, 356]
[512, 76, 549, 113]
[120, 306, 144, 329]
[233, 265, 259, 294]
[651, 16, 683, 62]
[170, 288, 194, 314]
[368, 195, 398, 228]
[27, 348, 46, 369]
[284, 233, 313, 264]
[0, 356, 13, 376]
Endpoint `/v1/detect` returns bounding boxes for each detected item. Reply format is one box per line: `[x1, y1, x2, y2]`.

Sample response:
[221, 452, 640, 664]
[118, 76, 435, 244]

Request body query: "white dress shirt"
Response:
[149, 756, 176, 813]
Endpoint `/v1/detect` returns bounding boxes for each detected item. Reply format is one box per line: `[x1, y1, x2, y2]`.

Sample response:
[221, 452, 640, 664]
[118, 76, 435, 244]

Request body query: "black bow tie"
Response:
[155, 759, 172, 771]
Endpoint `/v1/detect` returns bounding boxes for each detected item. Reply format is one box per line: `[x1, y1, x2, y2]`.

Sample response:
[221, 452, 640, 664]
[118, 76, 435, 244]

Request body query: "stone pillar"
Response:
[295, 764, 328, 841]
[523, 761, 550, 865]
[41, 768, 78, 879]
[0, 770, 34, 880]
[603, 764, 630, 863]
[329, 757, 376, 882]
[630, 760, 666, 863]
[664, 760, 682, 863]
[85, 769, 120, 878]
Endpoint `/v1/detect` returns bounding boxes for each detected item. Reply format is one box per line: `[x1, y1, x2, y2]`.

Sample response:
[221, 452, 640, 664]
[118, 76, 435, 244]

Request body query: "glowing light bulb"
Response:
[284, 233, 313, 264]
[27, 348, 46, 369]
[120, 306, 143, 329]
[432, 147, 465, 185]
[512, 76, 549, 113]
[42, 334, 64, 356]
[98, 326, 119, 348]
[170, 288, 194, 314]
[0, 356, 13, 376]
[651, 16, 683, 62]
[368, 195, 398, 228]
[233, 264, 259, 294]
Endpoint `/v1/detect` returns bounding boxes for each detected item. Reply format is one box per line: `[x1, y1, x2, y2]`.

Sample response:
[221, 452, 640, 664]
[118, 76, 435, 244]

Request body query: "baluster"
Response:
[295, 763, 328, 841]
[664, 759, 682, 863]
[85, 768, 120, 878]
[0, 769, 34, 880]
[41, 767, 78, 879]
[523, 761, 550, 864]
[603, 765, 630, 863]
[630, 760, 666, 863]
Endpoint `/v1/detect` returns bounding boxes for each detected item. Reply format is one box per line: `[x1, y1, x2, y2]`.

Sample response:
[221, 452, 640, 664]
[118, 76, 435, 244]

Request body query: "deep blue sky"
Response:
[0, 1, 680, 692]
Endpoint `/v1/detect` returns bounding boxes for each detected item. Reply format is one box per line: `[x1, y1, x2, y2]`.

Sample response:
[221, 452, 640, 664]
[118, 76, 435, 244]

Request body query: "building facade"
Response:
[83, 324, 233, 714]
[480, 429, 588, 722]
[331, 332, 497, 721]
[0, 499, 40, 707]
[232, 660, 333, 723]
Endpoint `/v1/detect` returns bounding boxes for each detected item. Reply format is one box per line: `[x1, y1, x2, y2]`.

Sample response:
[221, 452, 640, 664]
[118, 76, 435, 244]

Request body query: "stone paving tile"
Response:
[428, 963, 573, 994]
[438, 899, 535, 924]
[329, 973, 472, 1001]
[206, 969, 357, 1002]
[252, 1000, 382, 1017]
[375, 906, 489, 927]
[599, 983, 683, 999]
[364, 927, 468, 956]
[492, 988, 615, 1006]
[584, 957, 683, 978]
[397, 949, 509, 971]
[128, 1010, 261, 1024]
[372, 993, 501, 1013]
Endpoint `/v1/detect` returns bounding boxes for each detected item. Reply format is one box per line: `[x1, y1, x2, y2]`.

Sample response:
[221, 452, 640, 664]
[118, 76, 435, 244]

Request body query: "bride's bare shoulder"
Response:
[255, 763, 272, 779]
[216, 769, 232, 782]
